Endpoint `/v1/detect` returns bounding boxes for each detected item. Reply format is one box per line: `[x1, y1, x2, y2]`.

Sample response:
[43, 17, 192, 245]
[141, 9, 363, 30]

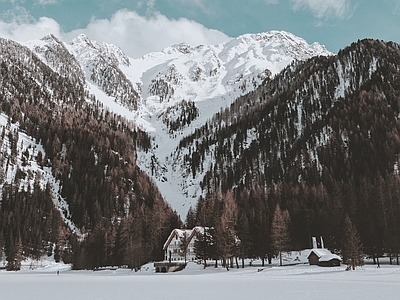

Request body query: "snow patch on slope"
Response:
[0, 114, 82, 237]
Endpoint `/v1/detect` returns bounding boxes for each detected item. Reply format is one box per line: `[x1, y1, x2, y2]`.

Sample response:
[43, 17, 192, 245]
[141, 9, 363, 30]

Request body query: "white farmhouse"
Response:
[163, 226, 204, 262]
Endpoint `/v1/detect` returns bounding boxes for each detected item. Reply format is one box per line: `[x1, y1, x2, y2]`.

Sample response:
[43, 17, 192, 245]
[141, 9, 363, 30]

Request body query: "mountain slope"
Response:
[0, 37, 179, 270]
[179, 39, 400, 254]
[177, 39, 400, 193]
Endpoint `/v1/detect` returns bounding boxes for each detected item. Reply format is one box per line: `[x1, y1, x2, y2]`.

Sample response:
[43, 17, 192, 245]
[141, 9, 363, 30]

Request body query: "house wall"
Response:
[308, 252, 320, 265]
[164, 233, 198, 262]
[319, 259, 341, 267]
[187, 239, 196, 261]
[165, 234, 181, 261]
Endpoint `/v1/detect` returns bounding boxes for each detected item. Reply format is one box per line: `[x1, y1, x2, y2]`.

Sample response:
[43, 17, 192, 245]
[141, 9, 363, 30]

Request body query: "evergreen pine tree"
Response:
[6, 234, 23, 271]
[236, 211, 252, 268]
[184, 206, 197, 229]
[179, 231, 190, 266]
[342, 215, 364, 270]
[194, 231, 208, 269]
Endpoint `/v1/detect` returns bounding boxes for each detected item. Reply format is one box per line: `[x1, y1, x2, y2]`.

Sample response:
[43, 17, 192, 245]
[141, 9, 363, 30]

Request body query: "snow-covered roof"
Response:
[308, 248, 342, 262]
[163, 229, 191, 250]
[175, 229, 192, 239]
[191, 226, 205, 235]
[163, 227, 206, 250]
[319, 254, 342, 262]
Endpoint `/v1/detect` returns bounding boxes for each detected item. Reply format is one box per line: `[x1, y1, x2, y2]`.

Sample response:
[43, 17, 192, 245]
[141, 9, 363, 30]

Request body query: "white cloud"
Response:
[63, 9, 230, 58]
[291, 0, 354, 19]
[0, 11, 62, 41]
[0, 9, 229, 58]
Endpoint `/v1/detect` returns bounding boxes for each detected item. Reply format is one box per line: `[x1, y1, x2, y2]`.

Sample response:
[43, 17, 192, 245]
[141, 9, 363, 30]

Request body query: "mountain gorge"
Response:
[1, 31, 400, 269]
[23, 31, 331, 217]
[130, 31, 332, 213]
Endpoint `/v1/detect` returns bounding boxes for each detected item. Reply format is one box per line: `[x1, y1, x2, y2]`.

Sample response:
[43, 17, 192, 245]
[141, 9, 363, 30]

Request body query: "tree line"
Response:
[188, 185, 370, 270]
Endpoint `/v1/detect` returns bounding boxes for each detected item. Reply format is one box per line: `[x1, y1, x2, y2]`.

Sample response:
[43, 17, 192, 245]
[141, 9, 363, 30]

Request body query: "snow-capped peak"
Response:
[69, 34, 130, 67]
[20, 30, 333, 218]
[165, 42, 195, 55]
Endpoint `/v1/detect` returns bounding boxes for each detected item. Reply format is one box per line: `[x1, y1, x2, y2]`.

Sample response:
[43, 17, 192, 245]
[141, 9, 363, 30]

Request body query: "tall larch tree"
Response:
[218, 189, 238, 270]
[271, 204, 291, 266]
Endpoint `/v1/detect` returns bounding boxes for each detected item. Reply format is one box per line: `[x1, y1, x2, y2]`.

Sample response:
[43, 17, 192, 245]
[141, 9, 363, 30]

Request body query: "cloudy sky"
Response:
[0, 0, 399, 58]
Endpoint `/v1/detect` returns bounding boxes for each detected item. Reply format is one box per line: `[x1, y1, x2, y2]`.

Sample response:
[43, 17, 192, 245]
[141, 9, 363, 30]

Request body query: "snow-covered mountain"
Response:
[129, 31, 332, 217]
[4, 30, 400, 270]
[19, 30, 332, 217]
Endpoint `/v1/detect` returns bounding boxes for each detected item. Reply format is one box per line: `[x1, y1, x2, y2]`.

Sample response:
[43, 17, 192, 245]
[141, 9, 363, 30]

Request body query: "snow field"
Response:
[1, 259, 400, 300]
[0, 264, 399, 300]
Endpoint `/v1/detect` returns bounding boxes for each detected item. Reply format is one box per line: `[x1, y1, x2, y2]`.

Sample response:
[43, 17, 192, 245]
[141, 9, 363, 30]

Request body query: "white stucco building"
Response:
[163, 226, 204, 262]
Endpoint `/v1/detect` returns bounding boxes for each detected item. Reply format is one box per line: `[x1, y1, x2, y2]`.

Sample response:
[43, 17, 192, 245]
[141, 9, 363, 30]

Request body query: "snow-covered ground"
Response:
[1, 257, 399, 300]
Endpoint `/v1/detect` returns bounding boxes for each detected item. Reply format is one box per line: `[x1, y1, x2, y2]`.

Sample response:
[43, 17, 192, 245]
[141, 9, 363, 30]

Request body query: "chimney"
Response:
[312, 237, 317, 249]
[320, 236, 325, 249]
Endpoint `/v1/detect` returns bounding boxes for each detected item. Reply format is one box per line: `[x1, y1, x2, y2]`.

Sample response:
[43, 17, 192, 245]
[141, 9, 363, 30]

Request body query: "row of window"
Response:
[164, 256, 197, 262]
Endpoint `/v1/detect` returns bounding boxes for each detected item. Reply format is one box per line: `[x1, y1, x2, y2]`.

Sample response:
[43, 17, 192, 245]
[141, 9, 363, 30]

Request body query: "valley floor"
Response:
[1, 259, 400, 300]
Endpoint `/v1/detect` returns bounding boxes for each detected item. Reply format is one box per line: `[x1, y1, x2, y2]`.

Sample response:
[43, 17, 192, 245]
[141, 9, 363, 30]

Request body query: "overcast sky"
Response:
[0, 0, 399, 58]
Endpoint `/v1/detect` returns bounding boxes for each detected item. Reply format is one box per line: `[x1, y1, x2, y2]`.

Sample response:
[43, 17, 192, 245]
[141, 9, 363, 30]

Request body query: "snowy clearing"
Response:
[1, 260, 400, 300]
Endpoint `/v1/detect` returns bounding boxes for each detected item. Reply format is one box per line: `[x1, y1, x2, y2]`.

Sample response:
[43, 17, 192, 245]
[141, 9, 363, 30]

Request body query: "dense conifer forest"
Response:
[1, 37, 400, 271]
[181, 39, 400, 265]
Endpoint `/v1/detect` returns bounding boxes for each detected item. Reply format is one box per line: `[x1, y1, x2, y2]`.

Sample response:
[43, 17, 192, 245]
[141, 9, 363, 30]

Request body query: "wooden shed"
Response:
[307, 248, 342, 267]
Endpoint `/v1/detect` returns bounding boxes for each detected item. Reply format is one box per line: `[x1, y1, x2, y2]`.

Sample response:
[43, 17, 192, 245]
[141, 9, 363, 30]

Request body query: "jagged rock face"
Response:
[135, 31, 332, 113]
[22, 30, 331, 124]
[70, 34, 131, 67]
[67, 34, 140, 110]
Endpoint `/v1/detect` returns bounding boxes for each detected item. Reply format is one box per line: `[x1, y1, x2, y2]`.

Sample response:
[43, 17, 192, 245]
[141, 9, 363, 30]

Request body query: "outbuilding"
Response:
[307, 248, 342, 267]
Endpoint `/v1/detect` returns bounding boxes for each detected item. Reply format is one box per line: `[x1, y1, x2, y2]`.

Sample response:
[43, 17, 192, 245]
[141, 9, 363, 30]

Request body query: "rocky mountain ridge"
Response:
[21, 30, 331, 216]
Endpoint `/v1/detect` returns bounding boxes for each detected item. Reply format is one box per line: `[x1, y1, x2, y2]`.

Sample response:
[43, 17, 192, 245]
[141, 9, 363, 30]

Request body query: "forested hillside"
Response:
[179, 39, 400, 263]
[1, 34, 400, 271]
[0, 38, 180, 270]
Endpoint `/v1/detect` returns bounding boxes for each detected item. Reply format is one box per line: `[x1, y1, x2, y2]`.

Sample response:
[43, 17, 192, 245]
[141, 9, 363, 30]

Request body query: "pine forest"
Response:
[1, 36, 400, 270]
